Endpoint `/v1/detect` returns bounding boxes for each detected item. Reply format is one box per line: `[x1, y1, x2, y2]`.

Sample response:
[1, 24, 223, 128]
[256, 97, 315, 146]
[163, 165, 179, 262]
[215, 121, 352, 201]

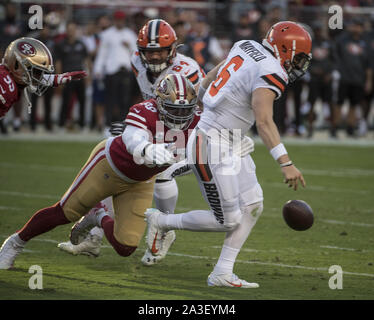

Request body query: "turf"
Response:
[0, 139, 373, 300]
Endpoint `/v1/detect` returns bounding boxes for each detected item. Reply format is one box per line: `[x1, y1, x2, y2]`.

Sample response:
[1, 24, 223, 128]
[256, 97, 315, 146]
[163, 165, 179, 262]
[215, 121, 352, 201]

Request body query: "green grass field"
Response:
[0, 138, 373, 300]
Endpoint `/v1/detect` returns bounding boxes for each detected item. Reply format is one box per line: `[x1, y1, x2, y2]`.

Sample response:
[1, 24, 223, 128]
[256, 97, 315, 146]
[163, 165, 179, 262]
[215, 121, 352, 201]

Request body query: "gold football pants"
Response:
[60, 140, 155, 247]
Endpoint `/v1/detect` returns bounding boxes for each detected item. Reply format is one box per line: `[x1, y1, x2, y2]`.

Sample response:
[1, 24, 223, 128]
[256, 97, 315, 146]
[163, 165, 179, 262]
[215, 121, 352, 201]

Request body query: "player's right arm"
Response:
[122, 104, 176, 167]
[251, 87, 306, 191]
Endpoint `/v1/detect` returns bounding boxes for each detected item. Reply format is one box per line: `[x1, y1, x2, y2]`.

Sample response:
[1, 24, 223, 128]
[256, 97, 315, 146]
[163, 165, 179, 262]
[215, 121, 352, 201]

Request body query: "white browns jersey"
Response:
[131, 51, 205, 100]
[200, 40, 288, 135]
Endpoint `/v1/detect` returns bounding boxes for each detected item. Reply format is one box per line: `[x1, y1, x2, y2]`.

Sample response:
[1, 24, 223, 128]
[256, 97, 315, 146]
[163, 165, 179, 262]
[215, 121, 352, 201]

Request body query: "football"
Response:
[282, 200, 314, 231]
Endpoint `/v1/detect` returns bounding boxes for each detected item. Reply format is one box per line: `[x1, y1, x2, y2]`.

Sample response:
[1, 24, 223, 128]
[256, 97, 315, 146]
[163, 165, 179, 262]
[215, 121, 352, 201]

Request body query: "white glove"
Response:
[143, 143, 176, 167]
[233, 135, 255, 157]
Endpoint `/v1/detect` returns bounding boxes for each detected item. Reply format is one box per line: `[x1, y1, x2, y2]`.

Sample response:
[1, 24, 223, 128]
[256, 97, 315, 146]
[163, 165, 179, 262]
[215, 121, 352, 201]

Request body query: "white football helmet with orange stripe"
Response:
[155, 74, 197, 130]
[2, 37, 54, 96]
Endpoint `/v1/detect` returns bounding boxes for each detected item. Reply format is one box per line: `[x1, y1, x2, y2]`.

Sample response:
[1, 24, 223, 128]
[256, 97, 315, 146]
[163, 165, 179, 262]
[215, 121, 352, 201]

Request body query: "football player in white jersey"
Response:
[145, 21, 312, 288]
[57, 19, 205, 265]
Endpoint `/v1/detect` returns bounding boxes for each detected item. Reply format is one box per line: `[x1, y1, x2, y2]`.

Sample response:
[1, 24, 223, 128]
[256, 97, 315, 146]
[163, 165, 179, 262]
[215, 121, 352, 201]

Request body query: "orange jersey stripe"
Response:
[265, 74, 285, 92]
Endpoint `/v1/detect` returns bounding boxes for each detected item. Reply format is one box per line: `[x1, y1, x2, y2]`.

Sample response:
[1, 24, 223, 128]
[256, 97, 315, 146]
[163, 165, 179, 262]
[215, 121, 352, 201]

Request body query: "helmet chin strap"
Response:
[23, 87, 33, 114]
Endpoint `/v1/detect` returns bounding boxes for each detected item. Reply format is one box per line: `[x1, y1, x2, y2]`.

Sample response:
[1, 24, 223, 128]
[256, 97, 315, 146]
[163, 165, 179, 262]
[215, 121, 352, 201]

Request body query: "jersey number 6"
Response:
[209, 55, 244, 97]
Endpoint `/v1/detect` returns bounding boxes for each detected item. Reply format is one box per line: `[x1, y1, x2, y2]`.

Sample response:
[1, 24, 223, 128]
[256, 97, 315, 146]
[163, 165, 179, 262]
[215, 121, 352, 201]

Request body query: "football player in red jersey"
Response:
[0, 37, 86, 119]
[0, 74, 200, 269]
[57, 19, 205, 265]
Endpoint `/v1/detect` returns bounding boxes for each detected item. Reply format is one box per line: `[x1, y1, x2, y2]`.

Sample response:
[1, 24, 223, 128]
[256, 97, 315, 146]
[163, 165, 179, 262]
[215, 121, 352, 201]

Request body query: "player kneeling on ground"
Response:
[0, 74, 199, 270]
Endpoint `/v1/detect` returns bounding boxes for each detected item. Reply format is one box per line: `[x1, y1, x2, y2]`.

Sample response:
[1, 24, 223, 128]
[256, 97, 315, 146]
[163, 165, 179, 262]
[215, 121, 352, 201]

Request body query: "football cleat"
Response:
[141, 248, 161, 266]
[0, 233, 25, 269]
[58, 234, 102, 257]
[207, 272, 259, 288]
[144, 208, 167, 254]
[70, 204, 107, 245]
[141, 230, 176, 266]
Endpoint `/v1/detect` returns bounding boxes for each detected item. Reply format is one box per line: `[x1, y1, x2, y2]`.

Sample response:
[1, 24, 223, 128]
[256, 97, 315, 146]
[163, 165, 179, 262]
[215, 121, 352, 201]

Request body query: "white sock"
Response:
[213, 245, 240, 275]
[89, 227, 104, 239]
[224, 202, 263, 249]
[154, 180, 178, 214]
[158, 210, 228, 232]
[96, 210, 109, 227]
[214, 202, 263, 275]
[14, 233, 26, 246]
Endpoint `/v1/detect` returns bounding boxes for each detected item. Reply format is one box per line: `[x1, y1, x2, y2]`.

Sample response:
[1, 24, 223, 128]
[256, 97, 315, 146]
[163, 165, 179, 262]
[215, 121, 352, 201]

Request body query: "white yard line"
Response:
[320, 219, 374, 228]
[320, 245, 363, 252]
[1, 235, 372, 279]
[168, 252, 374, 278]
[0, 190, 60, 200]
[211, 245, 260, 253]
[300, 168, 374, 178]
[265, 209, 374, 228]
[0, 205, 23, 211]
[265, 182, 370, 195]
[0, 162, 76, 173]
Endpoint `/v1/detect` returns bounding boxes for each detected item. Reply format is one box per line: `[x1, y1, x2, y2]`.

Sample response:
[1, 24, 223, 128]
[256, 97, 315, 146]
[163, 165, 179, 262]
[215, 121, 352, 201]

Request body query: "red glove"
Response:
[51, 71, 87, 87]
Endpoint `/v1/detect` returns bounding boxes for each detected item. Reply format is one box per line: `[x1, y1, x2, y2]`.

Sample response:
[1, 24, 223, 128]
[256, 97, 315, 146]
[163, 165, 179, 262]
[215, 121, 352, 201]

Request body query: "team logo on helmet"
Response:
[17, 42, 36, 56]
[159, 79, 168, 94]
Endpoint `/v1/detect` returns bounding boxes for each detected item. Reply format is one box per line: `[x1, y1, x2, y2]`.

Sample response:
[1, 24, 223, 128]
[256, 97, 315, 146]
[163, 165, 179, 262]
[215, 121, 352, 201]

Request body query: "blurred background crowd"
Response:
[1, 0, 374, 139]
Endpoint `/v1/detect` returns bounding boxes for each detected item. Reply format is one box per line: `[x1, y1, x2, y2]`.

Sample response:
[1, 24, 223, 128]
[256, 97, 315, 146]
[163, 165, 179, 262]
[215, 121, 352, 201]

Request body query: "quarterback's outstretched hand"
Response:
[281, 165, 306, 191]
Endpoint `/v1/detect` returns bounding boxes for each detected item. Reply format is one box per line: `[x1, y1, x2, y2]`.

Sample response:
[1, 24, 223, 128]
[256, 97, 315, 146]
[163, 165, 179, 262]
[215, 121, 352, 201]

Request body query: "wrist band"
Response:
[270, 143, 288, 161]
[280, 160, 293, 167]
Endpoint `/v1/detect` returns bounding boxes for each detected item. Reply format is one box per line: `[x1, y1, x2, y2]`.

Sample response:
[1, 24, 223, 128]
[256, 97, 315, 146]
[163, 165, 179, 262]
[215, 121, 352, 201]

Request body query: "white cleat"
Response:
[70, 205, 107, 245]
[141, 230, 176, 266]
[141, 248, 162, 266]
[207, 272, 259, 288]
[58, 234, 102, 257]
[144, 208, 167, 254]
[0, 233, 25, 269]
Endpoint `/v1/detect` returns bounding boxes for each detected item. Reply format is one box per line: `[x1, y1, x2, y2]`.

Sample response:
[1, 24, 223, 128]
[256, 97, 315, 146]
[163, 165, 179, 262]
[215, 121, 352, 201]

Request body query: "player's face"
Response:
[144, 49, 169, 65]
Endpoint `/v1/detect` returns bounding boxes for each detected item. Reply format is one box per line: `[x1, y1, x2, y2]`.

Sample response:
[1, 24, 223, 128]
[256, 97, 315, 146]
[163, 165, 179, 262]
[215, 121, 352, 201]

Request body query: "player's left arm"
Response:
[252, 87, 306, 190]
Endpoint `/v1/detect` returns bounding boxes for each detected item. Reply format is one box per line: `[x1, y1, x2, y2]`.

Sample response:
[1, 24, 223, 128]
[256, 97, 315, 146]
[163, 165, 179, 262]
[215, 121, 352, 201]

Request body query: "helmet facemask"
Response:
[157, 96, 196, 130]
[155, 74, 197, 130]
[14, 51, 54, 96]
[139, 46, 175, 74]
[284, 51, 311, 83]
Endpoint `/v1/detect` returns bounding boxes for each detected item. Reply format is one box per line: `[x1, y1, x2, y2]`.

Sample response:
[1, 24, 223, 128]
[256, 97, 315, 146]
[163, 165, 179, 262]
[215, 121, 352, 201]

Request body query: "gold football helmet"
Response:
[2, 37, 54, 96]
[155, 74, 197, 130]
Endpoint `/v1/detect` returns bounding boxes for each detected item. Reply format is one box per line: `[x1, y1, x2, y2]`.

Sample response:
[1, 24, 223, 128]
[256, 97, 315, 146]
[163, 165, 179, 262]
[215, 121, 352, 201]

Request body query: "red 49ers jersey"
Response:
[105, 98, 200, 182]
[0, 65, 20, 118]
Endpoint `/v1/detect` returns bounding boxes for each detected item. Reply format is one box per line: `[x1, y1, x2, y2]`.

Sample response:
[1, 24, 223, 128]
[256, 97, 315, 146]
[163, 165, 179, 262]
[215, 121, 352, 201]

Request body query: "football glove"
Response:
[143, 143, 176, 167]
[109, 121, 125, 136]
[44, 71, 87, 87]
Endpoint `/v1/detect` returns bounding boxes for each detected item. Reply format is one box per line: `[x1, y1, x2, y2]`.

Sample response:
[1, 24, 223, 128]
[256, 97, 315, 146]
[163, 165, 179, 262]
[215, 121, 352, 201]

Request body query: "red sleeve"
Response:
[0, 71, 19, 118]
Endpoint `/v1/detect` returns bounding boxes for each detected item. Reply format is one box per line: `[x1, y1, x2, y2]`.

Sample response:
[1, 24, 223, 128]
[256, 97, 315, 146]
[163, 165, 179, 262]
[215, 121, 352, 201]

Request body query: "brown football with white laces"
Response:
[282, 200, 314, 231]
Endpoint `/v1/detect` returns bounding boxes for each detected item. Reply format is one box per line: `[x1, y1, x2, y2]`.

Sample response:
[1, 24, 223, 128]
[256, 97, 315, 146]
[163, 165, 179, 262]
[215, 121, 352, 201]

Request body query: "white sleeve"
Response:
[121, 125, 150, 155]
